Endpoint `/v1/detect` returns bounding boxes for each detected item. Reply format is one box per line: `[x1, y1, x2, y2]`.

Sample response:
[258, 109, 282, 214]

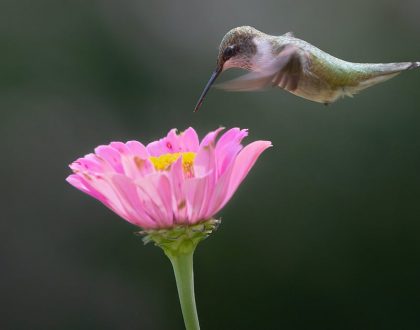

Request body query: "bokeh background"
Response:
[2, 0, 420, 329]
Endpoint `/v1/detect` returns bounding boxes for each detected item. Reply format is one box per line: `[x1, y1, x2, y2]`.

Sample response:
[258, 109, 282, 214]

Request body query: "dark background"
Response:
[2, 0, 420, 329]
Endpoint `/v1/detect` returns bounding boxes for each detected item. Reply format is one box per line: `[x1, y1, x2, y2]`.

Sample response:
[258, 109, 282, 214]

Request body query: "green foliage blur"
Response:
[2, 0, 420, 329]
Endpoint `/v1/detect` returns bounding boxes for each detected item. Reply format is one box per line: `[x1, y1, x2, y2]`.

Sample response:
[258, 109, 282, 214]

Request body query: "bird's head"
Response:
[194, 26, 264, 112]
[216, 26, 262, 71]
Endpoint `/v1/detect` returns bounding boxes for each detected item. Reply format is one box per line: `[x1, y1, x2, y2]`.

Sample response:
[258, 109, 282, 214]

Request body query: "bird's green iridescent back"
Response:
[277, 35, 376, 87]
[269, 34, 410, 103]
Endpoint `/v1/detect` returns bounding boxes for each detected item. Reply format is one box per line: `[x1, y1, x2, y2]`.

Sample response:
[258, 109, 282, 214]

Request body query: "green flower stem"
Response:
[141, 219, 220, 330]
[167, 250, 200, 330]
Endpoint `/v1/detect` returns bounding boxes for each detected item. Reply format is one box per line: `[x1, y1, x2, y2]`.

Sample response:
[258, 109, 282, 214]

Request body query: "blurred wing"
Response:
[217, 44, 309, 92]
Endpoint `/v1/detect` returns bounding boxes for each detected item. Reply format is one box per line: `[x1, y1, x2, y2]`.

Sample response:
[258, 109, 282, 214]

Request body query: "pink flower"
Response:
[67, 127, 271, 229]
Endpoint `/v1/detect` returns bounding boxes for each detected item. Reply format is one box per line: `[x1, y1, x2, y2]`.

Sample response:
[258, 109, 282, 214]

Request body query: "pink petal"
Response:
[94, 145, 124, 173]
[120, 141, 154, 179]
[200, 127, 224, 147]
[216, 128, 248, 151]
[70, 154, 104, 173]
[68, 173, 133, 221]
[135, 174, 174, 228]
[179, 127, 200, 152]
[126, 140, 149, 158]
[215, 128, 248, 176]
[194, 127, 223, 177]
[168, 157, 188, 223]
[146, 128, 200, 155]
[184, 174, 212, 222]
[147, 128, 179, 156]
[121, 156, 153, 179]
[110, 142, 129, 155]
[165, 128, 182, 152]
[67, 174, 109, 206]
[203, 163, 235, 218]
[109, 174, 157, 228]
[155, 174, 175, 225]
[222, 140, 272, 208]
[192, 129, 222, 213]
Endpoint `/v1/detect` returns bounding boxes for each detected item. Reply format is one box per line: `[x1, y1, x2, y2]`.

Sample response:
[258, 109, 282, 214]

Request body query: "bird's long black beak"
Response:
[193, 68, 221, 112]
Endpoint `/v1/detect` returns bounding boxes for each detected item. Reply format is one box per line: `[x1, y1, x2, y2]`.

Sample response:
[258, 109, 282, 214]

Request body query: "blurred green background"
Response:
[2, 0, 420, 329]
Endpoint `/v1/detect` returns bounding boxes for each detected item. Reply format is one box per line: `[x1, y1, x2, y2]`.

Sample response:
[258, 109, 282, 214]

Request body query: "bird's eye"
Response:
[223, 45, 238, 61]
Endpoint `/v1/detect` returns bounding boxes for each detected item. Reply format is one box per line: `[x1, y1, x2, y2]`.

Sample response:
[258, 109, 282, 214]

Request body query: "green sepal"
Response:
[139, 219, 221, 257]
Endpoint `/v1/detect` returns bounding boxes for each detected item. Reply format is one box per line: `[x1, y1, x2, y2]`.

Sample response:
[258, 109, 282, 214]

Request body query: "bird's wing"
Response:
[217, 44, 310, 92]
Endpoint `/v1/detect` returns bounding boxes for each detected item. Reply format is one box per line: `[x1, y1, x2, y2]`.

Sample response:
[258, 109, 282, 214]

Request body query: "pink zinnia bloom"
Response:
[67, 127, 271, 229]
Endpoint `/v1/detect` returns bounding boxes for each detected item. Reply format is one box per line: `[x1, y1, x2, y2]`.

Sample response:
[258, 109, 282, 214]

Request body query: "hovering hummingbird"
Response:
[194, 26, 419, 112]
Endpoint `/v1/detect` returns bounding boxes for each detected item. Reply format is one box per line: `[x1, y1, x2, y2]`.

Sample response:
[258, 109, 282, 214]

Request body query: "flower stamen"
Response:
[149, 152, 196, 176]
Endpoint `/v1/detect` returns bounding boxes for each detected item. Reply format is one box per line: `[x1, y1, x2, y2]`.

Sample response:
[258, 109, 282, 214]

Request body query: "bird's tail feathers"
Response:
[375, 61, 420, 73]
[407, 61, 420, 70]
[352, 61, 420, 93]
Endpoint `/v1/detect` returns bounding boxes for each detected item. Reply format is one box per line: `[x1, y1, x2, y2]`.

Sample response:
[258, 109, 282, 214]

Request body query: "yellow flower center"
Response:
[149, 152, 196, 175]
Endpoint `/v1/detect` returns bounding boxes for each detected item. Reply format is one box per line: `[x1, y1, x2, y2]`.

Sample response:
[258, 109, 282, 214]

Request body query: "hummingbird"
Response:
[194, 26, 419, 112]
